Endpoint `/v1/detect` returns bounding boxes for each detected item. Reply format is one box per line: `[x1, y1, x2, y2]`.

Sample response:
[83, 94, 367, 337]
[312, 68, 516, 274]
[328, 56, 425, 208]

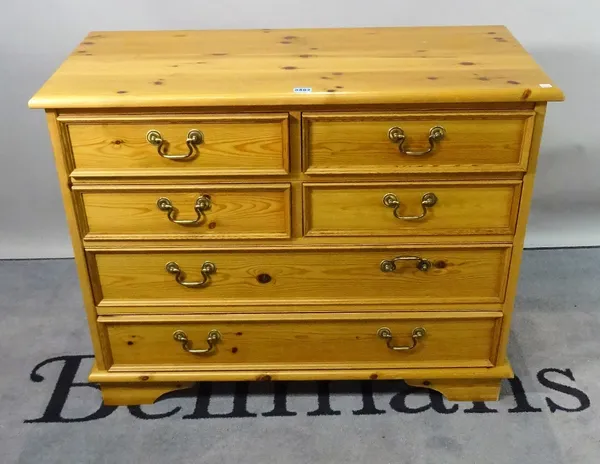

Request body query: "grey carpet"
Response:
[0, 248, 598, 464]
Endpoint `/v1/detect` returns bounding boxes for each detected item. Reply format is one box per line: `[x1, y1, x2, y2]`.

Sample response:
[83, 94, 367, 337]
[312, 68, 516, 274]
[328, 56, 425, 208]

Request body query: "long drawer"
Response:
[90, 246, 511, 307]
[304, 181, 521, 237]
[63, 113, 289, 176]
[76, 184, 291, 240]
[101, 313, 501, 370]
[302, 111, 534, 174]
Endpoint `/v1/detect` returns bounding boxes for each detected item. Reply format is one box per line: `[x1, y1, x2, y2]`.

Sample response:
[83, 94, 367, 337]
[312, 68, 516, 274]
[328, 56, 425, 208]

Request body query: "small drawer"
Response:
[304, 181, 521, 237]
[302, 112, 534, 174]
[101, 313, 501, 370]
[91, 246, 511, 308]
[63, 113, 289, 177]
[76, 184, 291, 240]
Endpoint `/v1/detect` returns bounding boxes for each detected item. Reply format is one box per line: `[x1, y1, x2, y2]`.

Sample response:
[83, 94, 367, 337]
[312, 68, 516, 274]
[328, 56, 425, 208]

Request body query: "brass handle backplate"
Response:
[173, 329, 221, 354]
[382, 192, 437, 220]
[377, 327, 426, 351]
[380, 256, 432, 273]
[388, 126, 445, 156]
[146, 129, 203, 160]
[157, 195, 211, 226]
[166, 261, 217, 288]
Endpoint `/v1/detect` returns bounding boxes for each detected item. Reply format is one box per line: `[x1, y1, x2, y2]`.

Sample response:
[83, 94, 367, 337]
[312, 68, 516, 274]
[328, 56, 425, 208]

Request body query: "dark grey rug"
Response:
[1, 249, 598, 464]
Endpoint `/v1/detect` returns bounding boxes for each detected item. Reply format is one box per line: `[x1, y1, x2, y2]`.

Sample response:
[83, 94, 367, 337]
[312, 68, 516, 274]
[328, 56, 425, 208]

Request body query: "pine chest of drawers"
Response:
[30, 26, 563, 405]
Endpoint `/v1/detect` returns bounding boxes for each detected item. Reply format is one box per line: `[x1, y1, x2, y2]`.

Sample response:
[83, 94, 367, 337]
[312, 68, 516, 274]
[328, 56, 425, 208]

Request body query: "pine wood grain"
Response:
[303, 111, 534, 174]
[101, 383, 193, 406]
[495, 103, 548, 365]
[29, 26, 563, 109]
[44, 112, 111, 369]
[95, 302, 504, 316]
[90, 359, 513, 406]
[304, 180, 521, 237]
[404, 378, 503, 401]
[75, 183, 291, 240]
[90, 359, 514, 383]
[83, 235, 517, 250]
[102, 313, 500, 370]
[64, 114, 289, 176]
[91, 246, 510, 307]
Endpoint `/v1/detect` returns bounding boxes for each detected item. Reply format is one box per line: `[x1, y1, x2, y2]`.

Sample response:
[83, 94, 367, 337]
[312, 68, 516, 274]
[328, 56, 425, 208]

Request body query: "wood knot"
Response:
[257, 273, 272, 284]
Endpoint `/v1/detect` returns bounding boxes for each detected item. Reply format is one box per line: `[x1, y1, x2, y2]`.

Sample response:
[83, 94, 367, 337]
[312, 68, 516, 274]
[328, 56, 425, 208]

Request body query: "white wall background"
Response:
[0, 0, 597, 258]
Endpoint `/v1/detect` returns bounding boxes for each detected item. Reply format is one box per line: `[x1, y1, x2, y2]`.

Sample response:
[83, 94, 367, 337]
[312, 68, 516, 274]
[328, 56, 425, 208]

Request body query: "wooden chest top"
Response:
[29, 26, 563, 109]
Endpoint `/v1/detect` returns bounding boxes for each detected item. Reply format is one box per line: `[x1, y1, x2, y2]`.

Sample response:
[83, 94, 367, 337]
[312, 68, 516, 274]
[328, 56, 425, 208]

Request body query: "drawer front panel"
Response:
[78, 184, 291, 240]
[103, 314, 500, 370]
[92, 247, 510, 307]
[304, 181, 521, 237]
[65, 114, 289, 176]
[303, 112, 534, 174]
